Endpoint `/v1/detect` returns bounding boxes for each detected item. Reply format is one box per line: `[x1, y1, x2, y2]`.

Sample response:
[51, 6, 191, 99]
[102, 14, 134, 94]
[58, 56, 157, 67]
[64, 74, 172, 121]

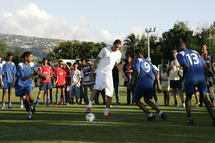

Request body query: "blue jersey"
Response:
[134, 58, 158, 86]
[15, 62, 36, 88]
[2, 61, 17, 83]
[177, 49, 206, 83]
[0, 63, 3, 75]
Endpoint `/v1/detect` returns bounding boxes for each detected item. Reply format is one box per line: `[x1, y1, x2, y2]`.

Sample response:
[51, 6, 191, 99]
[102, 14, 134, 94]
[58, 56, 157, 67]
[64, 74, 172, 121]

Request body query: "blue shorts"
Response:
[134, 84, 153, 100]
[184, 79, 207, 95]
[15, 86, 33, 97]
[39, 82, 52, 91]
[3, 82, 13, 89]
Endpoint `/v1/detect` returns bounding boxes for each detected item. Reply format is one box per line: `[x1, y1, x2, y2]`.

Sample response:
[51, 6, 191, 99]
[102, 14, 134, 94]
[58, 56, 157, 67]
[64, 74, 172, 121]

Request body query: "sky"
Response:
[0, 0, 214, 44]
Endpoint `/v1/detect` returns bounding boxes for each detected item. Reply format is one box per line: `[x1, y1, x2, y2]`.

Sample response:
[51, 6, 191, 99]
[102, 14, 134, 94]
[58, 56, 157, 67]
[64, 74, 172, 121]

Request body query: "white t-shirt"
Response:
[161, 72, 170, 87]
[169, 59, 183, 80]
[69, 70, 81, 86]
[96, 46, 122, 74]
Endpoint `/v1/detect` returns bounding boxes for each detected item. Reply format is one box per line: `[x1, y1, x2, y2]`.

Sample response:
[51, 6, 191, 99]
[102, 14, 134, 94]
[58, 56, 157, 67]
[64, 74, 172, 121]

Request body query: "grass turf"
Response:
[0, 87, 215, 143]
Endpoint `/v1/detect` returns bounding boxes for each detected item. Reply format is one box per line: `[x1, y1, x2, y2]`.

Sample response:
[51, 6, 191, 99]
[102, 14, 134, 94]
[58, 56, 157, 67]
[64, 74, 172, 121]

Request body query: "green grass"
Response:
[0, 87, 215, 143]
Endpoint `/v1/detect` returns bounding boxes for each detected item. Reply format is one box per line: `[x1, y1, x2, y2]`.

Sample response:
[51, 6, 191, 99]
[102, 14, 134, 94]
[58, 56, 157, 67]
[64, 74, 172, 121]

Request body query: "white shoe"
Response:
[28, 111, 32, 120]
[182, 103, 185, 108]
[20, 105, 23, 108]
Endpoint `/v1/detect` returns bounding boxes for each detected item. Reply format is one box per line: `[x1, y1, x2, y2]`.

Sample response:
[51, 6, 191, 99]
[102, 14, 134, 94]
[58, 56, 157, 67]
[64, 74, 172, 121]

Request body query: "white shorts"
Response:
[94, 72, 113, 97]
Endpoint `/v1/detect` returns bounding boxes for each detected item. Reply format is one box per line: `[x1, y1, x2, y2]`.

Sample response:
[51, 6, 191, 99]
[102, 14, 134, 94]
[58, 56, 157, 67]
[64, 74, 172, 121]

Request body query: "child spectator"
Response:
[68, 62, 81, 104]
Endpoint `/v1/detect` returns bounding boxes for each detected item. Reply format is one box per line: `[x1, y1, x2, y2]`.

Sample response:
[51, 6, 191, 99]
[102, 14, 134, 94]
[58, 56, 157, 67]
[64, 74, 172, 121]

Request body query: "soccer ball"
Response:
[86, 113, 95, 121]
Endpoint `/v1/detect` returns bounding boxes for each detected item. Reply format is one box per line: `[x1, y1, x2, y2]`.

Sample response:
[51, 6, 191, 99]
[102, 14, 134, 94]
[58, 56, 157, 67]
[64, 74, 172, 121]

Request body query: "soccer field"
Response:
[0, 87, 215, 143]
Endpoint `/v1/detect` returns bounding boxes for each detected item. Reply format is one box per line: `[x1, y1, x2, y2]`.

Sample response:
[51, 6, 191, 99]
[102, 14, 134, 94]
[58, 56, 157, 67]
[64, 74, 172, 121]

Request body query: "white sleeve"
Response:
[81, 70, 83, 78]
[79, 71, 82, 78]
[98, 48, 105, 58]
[116, 53, 122, 64]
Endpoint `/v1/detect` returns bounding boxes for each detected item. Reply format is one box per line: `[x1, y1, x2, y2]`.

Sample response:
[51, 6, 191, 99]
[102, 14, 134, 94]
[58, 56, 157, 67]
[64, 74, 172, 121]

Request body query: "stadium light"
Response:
[145, 27, 157, 59]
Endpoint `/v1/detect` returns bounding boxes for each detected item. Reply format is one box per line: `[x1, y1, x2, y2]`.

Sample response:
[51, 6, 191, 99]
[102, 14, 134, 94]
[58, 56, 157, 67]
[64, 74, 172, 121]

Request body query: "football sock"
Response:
[56, 95, 59, 104]
[2, 103, 5, 107]
[159, 111, 163, 116]
[175, 101, 177, 104]
[23, 99, 30, 112]
[20, 102, 23, 106]
[88, 101, 93, 108]
[47, 96, 50, 104]
[148, 113, 154, 117]
[104, 108, 109, 116]
[36, 98, 40, 105]
[8, 102, 11, 107]
[62, 95, 65, 104]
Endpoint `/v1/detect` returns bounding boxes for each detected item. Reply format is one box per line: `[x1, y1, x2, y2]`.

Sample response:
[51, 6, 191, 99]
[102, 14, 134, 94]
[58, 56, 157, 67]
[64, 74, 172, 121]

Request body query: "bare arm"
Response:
[89, 56, 101, 77]
[131, 70, 140, 86]
[22, 70, 37, 81]
[154, 72, 161, 92]
[116, 63, 128, 81]
[0, 75, 3, 86]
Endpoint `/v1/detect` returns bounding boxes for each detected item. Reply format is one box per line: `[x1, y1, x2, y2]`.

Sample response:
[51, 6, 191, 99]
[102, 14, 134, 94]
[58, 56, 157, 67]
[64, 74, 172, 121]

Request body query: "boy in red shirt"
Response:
[36, 58, 53, 106]
[54, 60, 70, 105]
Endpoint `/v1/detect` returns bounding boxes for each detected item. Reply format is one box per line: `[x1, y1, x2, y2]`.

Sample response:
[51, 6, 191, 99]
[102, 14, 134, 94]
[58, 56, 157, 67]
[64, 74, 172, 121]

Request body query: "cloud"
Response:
[127, 26, 145, 36]
[0, 3, 126, 44]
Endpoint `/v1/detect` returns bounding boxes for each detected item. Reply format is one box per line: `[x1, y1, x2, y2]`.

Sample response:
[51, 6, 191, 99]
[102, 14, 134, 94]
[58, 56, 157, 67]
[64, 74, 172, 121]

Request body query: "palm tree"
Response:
[123, 33, 139, 59]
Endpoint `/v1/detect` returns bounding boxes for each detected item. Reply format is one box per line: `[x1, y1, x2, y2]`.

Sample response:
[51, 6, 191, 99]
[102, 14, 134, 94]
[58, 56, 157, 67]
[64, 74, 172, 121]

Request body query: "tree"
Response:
[46, 40, 107, 61]
[123, 33, 141, 59]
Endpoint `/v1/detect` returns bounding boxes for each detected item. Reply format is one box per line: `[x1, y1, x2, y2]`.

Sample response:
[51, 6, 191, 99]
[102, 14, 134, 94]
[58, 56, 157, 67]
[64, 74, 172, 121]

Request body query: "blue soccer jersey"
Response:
[0, 63, 3, 75]
[15, 62, 36, 88]
[133, 58, 158, 99]
[177, 49, 207, 95]
[134, 58, 158, 86]
[2, 61, 17, 83]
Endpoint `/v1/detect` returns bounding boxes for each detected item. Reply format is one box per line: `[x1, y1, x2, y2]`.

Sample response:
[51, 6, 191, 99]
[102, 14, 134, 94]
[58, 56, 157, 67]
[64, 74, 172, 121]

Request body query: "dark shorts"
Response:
[15, 86, 33, 97]
[134, 85, 153, 100]
[3, 82, 13, 89]
[185, 79, 207, 95]
[39, 82, 52, 91]
[170, 80, 182, 89]
[56, 84, 65, 88]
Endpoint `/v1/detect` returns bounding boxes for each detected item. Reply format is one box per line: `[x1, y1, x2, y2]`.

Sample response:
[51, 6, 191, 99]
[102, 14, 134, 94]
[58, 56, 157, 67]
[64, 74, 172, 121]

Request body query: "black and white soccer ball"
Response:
[86, 113, 95, 121]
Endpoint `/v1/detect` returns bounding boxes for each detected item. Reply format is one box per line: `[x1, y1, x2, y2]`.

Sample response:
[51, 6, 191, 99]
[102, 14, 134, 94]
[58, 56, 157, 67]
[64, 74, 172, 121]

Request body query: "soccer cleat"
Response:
[160, 113, 167, 121]
[103, 114, 115, 119]
[54, 104, 59, 107]
[35, 104, 39, 107]
[116, 102, 121, 105]
[147, 115, 155, 121]
[30, 104, 36, 114]
[172, 103, 179, 107]
[20, 105, 23, 108]
[182, 103, 186, 108]
[1, 106, 5, 110]
[187, 118, 195, 126]
[86, 107, 91, 113]
[8, 106, 12, 109]
[28, 111, 32, 120]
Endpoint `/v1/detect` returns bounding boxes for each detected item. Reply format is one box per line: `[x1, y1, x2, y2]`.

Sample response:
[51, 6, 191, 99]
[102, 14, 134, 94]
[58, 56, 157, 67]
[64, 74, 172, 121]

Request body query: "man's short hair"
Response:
[22, 51, 32, 59]
[135, 48, 143, 55]
[176, 40, 185, 48]
[113, 39, 121, 45]
[7, 53, 13, 57]
[73, 62, 79, 66]
[66, 62, 72, 67]
[43, 58, 48, 62]
[58, 60, 63, 64]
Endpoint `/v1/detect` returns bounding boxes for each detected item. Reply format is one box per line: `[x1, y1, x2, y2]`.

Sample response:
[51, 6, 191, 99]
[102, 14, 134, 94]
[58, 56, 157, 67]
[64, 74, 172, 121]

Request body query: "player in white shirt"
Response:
[86, 39, 128, 118]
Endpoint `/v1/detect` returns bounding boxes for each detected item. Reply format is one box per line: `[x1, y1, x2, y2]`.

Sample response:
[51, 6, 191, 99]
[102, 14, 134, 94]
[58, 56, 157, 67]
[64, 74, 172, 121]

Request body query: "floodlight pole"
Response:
[145, 27, 157, 59]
